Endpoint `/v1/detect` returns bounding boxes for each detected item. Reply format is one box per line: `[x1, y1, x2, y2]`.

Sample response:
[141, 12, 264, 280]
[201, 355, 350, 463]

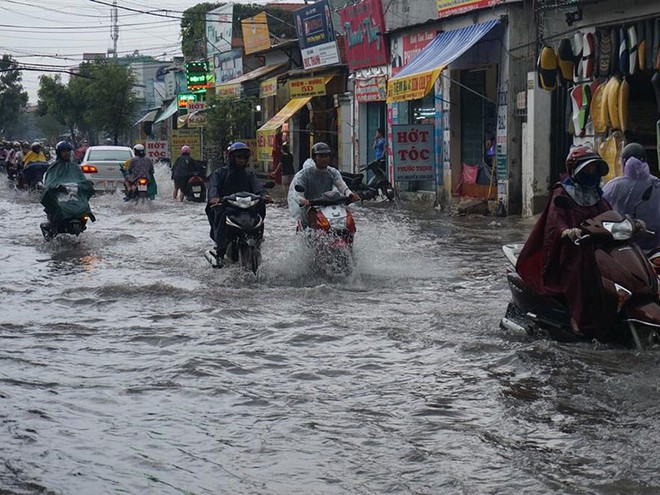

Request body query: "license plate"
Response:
[137, 184, 147, 191]
[192, 186, 202, 192]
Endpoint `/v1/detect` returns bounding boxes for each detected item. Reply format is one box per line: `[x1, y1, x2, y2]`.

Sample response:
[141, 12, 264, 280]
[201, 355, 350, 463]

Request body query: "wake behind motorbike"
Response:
[294, 185, 357, 275]
[341, 158, 396, 202]
[501, 189, 660, 349]
[205, 182, 274, 273]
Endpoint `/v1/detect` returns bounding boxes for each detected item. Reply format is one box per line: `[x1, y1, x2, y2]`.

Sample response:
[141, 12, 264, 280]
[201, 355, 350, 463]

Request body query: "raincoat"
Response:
[516, 181, 612, 338]
[287, 163, 352, 219]
[602, 157, 660, 252]
[40, 159, 94, 223]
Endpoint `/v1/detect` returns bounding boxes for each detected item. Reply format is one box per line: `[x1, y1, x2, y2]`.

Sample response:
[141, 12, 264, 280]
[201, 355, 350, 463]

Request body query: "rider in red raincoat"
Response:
[516, 145, 613, 338]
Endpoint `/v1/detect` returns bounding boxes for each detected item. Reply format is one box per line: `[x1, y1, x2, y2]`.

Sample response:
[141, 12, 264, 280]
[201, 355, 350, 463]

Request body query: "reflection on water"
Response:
[0, 175, 659, 494]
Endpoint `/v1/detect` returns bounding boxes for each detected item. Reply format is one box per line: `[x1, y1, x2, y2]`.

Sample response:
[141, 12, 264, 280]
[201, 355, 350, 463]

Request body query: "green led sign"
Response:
[186, 61, 212, 92]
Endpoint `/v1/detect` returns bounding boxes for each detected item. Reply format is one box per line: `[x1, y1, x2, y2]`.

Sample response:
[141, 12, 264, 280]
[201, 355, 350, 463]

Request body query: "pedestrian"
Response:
[373, 128, 386, 161]
[171, 145, 193, 201]
[280, 142, 294, 193]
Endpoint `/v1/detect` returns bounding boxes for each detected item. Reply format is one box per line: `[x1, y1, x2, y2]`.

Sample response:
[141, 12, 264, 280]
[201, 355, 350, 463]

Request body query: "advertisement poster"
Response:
[170, 129, 202, 161]
[338, 0, 387, 71]
[294, 0, 340, 70]
[213, 48, 243, 84]
[355, 76, 387, 103]
[390, 28, 437, 76]
[242, 12, 271, 55]
[260, 76, 278, 98]
[146, 141, 168, 162]
[289, 76, 327, 98]
[437, 0, 502, 18]
[187, 102, 207, 128]
[206, 4, 233, 59]
[391, 124, 434, 181]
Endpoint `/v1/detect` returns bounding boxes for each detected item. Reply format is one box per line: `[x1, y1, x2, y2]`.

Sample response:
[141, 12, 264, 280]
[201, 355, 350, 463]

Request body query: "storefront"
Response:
[387, 19, 504, 205]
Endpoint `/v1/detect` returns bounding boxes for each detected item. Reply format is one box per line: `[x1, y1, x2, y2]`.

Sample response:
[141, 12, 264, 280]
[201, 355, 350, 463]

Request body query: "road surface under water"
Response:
[1, 165, 659, 494]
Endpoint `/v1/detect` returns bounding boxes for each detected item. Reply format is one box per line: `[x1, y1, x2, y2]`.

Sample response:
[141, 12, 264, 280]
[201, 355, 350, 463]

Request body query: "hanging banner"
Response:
[206, 4, 233, 58]
[437, 0, 503, 18]
[289, 76, 327, 98]
[391, 124, 434, 181]
[217, 83, 241, 96]
[294, 0, 340, 70]
[386, 69, 442, 103]
[242, 12, 271, 55]
[338, 0, 387, 71]
[170, 129, 202, 161]
[256, 130, 276, 162]
[391, 29, 437, 76]
[260, 76, 278, 98]
[355, 76, 387, 103]
[214, 48, 243, 84]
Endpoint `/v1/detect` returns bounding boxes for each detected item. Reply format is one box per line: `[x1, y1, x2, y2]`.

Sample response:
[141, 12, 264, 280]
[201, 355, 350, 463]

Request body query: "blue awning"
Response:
[387, 19, 500, 103]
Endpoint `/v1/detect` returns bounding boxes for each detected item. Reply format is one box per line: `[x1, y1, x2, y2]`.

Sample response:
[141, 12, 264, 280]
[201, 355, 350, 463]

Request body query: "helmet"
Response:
[565, 145, 608, 177]
[13, 141, 20, 148]
[31, 142, 41, 151]
[133, 143, 145, 157]
[621, 142, 647, 163]
[181, 145, 191, 155]
[228, 142, 251, 158]
[55, 140, 73, 158]
[311, 142, 332, 156]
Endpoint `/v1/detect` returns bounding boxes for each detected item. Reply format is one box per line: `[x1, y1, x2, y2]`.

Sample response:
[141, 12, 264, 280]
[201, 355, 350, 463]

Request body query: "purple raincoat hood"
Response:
[623, 157, 650, 179]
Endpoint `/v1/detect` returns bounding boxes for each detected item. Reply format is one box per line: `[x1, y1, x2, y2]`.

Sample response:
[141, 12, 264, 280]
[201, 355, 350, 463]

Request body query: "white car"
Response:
[81, 145, 134, 192]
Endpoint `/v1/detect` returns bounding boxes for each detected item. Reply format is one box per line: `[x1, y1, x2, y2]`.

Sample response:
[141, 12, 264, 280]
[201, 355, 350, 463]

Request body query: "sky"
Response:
[0, 0, 282, 103]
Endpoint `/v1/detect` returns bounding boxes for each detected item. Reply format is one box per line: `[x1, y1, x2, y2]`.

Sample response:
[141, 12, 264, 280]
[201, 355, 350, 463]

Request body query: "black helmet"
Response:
[56, 140, 73, 153]
[311, 142, 332, 156]
[621, 143, 647, 163]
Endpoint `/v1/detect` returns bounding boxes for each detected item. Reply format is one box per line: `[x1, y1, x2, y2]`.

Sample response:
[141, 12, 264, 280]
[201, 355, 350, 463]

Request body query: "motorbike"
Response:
[126, 177, 152, 202]
[341, 158, 396, 202]
[183, 173, 206, 202]
[204, 182, 275, 273]
[650, 248, 660, 277]
[40, 181, 96, 240]
[17, 161, 49, 191]
[294, 185, 357, 274]
[500, 188, 660, 349]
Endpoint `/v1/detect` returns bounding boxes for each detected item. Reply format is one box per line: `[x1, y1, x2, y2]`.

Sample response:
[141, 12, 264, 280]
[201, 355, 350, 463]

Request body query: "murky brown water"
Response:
[1, 164, 659, 494]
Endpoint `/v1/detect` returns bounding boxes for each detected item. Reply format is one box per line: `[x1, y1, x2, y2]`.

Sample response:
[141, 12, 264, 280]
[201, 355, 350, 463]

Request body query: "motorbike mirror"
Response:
[294, 184, 305, 193]
[263, 180, 275, 189]
[554, 195, 573, 209]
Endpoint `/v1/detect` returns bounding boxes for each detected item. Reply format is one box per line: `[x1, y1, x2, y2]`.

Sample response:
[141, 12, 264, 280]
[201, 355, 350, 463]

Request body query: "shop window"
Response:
[409, 91, 435, 125]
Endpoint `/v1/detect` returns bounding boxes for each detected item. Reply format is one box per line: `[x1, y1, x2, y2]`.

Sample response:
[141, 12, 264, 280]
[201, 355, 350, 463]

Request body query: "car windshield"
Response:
[87, 149, 132, 161]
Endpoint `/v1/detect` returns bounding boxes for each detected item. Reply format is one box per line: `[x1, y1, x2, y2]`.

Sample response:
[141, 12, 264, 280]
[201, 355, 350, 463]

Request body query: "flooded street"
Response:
[1, 165, 659, 494]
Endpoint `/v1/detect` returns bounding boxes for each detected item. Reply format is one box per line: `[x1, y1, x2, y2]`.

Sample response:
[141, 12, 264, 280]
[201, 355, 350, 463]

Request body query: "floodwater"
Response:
[1, 164, 659, 494]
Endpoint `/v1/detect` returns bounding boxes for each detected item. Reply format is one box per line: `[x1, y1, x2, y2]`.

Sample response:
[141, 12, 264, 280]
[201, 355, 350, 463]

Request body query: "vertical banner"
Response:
[146, 141, 169, 162]
[206, 5, 233, 59]
[294, 0, 340, 70]
[242, 12, 271, 55]
[391, 124, 434, 181]
[338, 0, 388, 71]
[496, 88, 508, 207]
[170, 129, 202, 161]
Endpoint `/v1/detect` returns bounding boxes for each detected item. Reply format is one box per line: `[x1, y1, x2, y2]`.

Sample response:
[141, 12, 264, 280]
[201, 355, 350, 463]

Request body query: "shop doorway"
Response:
[460, 69, 496, 166]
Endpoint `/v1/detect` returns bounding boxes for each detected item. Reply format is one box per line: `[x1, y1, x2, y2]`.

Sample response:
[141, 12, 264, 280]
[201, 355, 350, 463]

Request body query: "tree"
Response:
[0, 55, 29, 138]
[83, 60, 140, 145]
[37, 73, 87, 144]
[205, 94, 253, 151]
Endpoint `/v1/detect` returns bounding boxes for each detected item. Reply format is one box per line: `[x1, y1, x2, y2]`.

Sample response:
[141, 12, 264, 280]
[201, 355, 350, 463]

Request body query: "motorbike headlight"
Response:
[602, 219, 634, 240]
[328, 217, 347, 229]
[230, 197, 259, 209]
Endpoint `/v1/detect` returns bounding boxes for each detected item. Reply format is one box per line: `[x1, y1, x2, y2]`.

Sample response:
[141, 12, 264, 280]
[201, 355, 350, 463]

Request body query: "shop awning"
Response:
[216, 63, 287, 93]
[257, 97, 311, 132]
[177, 108, 207, 128]
[134, 108, 159, 126]
[386, 19, 499, 103]
[153, 99, 179, 124]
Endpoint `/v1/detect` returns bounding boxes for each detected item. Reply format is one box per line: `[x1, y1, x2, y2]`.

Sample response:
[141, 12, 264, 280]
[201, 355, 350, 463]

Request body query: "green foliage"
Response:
[38, 60, 139, 145]
[0, 55, 29, 137]
[205, 94, 254, 150]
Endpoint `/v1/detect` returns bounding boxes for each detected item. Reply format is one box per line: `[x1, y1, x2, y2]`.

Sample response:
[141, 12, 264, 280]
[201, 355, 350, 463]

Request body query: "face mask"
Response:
[575, 172, 601, 188]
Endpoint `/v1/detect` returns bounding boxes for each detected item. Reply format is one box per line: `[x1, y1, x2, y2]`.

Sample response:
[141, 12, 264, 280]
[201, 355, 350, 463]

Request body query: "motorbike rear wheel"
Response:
[239, 245, 260, 274]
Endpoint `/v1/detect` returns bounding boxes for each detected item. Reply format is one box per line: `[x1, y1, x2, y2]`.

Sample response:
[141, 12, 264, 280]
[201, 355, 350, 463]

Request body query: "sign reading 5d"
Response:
[289, 77, 327, 98]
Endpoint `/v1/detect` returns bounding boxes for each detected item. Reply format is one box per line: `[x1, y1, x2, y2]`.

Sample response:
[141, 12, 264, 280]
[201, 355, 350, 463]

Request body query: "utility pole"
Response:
[109, 0, 119, 58]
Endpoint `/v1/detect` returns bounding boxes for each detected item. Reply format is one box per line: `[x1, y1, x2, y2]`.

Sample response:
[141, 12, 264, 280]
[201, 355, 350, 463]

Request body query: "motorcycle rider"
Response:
[124, 144, 154, 197]
[206, 142, 271, 266]
[287, 142, 360, 224]
[516, 145, 614, 338]
[40, 141, 94, 236]
[171, 145, 204, 201]
[602, 143, 660, 252]
[23, 142, 47, 165]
